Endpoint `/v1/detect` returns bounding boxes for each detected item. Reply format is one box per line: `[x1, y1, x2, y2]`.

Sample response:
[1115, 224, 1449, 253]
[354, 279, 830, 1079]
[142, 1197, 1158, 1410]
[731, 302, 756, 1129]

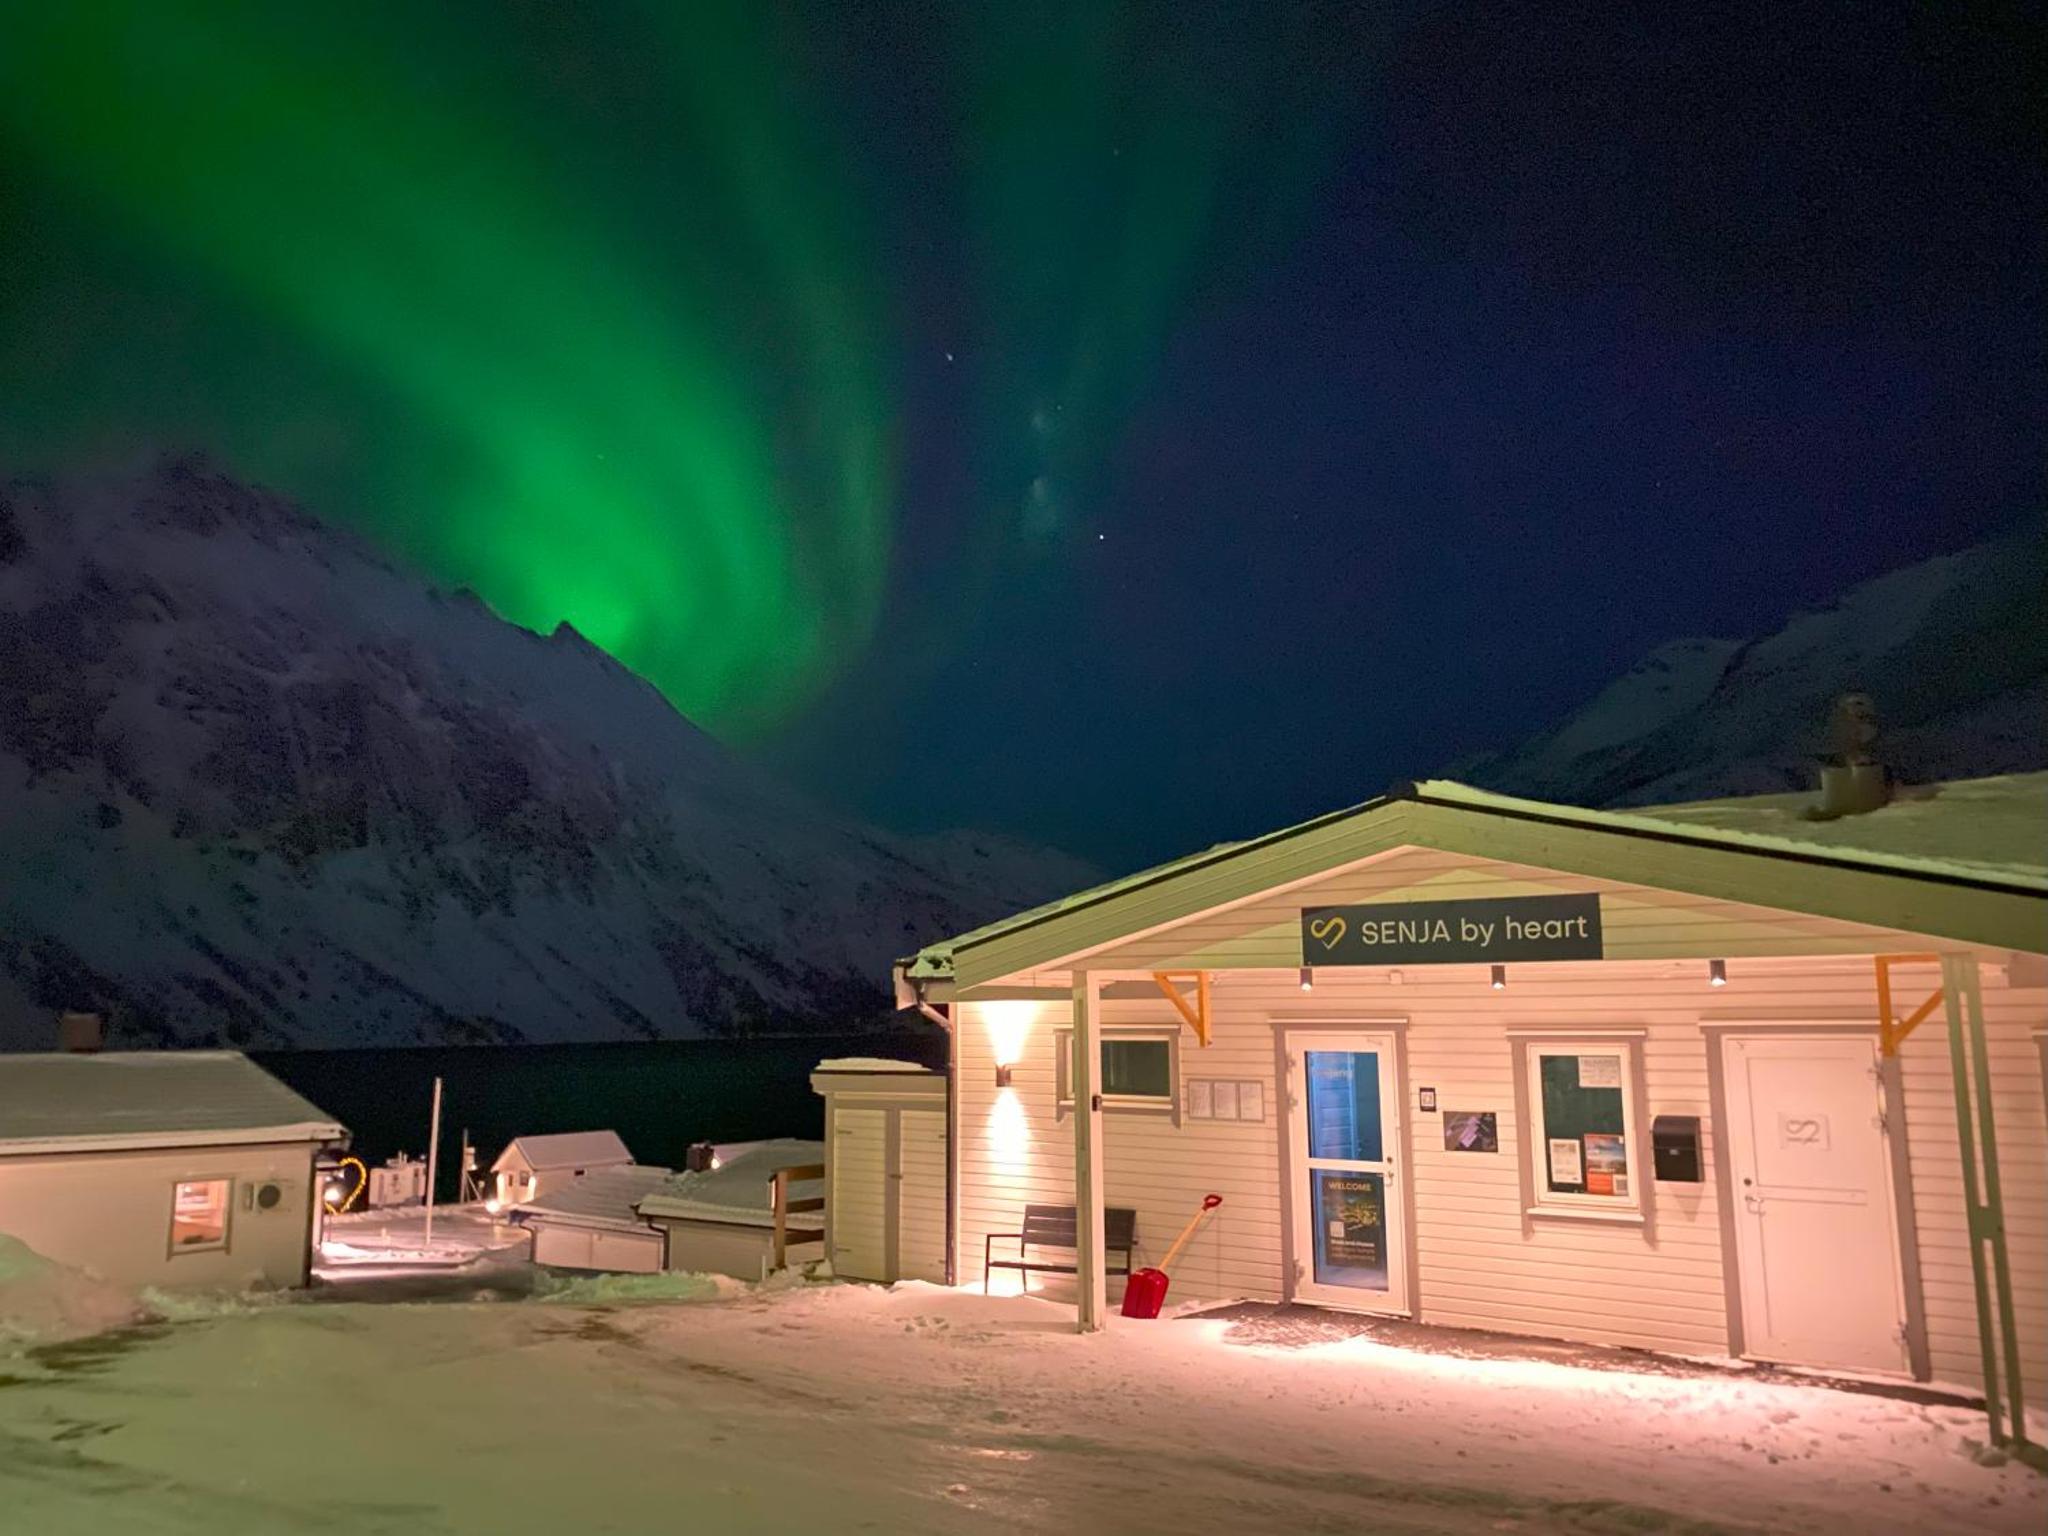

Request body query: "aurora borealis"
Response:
[1, 2, 893, 731]
[0, 2, 1352, 734]
[3, 6, 2038, 865]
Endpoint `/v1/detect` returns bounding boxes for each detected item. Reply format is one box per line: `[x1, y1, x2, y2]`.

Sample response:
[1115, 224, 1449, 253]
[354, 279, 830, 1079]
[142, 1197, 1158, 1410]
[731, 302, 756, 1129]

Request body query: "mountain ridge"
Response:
[1456, 531, 2048, 807]
[0, 455, 1095, 1049]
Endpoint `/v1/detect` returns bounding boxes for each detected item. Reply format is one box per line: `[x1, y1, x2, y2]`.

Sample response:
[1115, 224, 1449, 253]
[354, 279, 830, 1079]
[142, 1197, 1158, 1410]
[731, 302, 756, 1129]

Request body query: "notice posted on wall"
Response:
[1443, 1110, 1498, 1153]
[1186, 1078, 1265, 1122]
[1548, 1137, 1584, 1186]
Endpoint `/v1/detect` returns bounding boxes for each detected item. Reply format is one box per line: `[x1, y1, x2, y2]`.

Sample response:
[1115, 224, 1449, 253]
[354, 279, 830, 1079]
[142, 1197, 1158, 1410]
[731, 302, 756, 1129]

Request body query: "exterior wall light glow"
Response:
[1490, 964, 1507, 990]
[1299, 966, 1314, 992]
[1709, 958, 1728, 987]
[994, 1063, 1014, 1088]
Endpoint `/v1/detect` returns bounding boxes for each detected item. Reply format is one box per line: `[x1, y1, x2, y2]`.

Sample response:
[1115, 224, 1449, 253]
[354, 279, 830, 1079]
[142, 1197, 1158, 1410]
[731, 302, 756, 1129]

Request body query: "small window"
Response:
[170, 1178, 231, 1253]
[1056, 1028, 1179, 1118]
[1523, 1041, 1642, 1216]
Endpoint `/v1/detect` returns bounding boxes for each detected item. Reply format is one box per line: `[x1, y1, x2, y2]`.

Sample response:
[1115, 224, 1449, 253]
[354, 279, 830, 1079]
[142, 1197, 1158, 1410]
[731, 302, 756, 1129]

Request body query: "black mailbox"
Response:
[1652, 1115, 1702, 1183]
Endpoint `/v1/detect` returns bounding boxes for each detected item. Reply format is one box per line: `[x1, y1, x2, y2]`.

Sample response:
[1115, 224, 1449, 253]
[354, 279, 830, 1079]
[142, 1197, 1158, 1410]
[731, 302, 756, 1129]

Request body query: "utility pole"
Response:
[423, 1075, 444, 1245]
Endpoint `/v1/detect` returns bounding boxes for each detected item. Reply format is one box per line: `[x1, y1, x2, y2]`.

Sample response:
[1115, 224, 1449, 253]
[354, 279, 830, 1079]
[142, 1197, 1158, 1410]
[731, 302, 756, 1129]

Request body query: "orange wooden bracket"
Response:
[1151, 970, 1212, 1047]
[1875, 953, 1943, 1058]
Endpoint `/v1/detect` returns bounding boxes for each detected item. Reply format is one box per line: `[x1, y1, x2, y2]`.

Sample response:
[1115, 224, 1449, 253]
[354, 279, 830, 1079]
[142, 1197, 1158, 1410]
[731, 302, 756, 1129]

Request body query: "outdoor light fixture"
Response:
[1490, 964, 1507, 990]
[995, 1063, 1014, 1088]
[1709, 958, 1728, 987]
[1299, 966, 1314, 992]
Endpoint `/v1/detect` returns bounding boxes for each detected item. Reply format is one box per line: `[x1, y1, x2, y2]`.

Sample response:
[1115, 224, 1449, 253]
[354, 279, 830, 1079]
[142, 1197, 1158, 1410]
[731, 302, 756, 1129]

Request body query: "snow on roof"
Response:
[514, 1165, 674, 1231]
[901, 773, 2048, 977]
[1413, 773, 2048, 889]
[813, 1057, 936, 1074]
[0, 1051, 345, 1156]
[492, 1130, 633, 1173]
[635, 1139, 823, 1228]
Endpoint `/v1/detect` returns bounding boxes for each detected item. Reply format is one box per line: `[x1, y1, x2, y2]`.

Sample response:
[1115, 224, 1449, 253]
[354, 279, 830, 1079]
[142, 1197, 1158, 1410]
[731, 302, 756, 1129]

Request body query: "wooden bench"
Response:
[984, 1204, 1137, 1290]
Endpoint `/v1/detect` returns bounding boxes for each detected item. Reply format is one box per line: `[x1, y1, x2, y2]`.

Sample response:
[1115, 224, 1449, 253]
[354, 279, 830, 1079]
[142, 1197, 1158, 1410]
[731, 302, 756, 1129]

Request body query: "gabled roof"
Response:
[492, 1130, 633, 1173]
[513, 1165, 673, 1231]
[0, 1051, 346, 1157]
[636, 1139, 823, 1228]
[897, 774, 2048, 992]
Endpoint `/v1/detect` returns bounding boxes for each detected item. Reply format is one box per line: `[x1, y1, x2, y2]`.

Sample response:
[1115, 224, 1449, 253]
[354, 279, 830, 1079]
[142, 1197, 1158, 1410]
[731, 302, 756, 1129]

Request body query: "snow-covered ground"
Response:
[3, 1279, 2041, 1534]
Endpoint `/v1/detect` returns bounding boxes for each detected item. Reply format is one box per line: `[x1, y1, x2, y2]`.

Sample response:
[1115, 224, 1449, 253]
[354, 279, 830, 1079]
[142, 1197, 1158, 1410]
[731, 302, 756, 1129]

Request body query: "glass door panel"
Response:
[1288, 1034, 1404, 1311]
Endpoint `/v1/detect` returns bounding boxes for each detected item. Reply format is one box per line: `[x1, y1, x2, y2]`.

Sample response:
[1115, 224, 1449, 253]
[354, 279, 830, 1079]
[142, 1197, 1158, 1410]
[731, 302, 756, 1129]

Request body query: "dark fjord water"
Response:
[255, 1028, 946, 1199]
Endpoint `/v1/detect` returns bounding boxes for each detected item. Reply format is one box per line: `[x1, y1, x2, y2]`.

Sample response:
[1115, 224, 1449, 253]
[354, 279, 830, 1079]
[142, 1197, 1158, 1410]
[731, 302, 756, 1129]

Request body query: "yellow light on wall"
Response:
[982, 999, 1039, 1070]
[1299, 966, 1314, 992]
[1709, 958, 1728, 987]
[1491, 964, 1507, 990]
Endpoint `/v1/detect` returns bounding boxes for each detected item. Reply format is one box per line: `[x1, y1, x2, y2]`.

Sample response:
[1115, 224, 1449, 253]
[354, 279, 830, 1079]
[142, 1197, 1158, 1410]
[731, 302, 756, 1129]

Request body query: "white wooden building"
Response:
[811, 1061, 947, 1285]
[894, 775, 2047, 1461]
[514, 1164, 673, 1274]
[0, 1051, 347, 1289]
[636, 1140, 825, 1280]
[491, 1130, 634, 1206]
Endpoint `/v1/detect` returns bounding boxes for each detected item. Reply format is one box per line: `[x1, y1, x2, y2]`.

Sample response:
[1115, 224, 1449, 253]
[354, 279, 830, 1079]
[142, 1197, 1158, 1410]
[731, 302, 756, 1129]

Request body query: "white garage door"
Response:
[897, 1109, 948, 1283]
[832, 1108, 888, 1281]
[531, 1224, 663, 1274]
[531, 1224, 594, 1270]
[589, 1229, 663, 1274]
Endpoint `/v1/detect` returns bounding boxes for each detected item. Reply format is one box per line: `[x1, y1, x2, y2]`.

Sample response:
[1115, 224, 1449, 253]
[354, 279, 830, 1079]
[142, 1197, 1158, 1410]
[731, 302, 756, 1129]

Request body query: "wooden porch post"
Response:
[1072, 969, 1108, 1332]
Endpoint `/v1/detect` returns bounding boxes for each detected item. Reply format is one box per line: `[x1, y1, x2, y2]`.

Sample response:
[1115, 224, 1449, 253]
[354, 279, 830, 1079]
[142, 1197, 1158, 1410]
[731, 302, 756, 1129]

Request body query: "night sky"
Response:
[2, 4, 2040, 871]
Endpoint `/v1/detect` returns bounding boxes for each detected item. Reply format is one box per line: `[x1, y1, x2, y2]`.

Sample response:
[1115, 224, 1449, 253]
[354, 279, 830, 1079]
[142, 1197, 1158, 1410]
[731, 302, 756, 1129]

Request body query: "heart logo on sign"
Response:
[1308, 915, 1347, 951]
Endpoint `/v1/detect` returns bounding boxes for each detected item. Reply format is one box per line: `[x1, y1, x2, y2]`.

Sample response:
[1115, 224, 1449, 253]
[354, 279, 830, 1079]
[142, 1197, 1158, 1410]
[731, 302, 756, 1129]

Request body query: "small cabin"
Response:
[636, 1139, 826, 1280]
[514, 1165, 674, 1274]
[0, 1051, 348, 1290]
[491, 1130, 634, 1206]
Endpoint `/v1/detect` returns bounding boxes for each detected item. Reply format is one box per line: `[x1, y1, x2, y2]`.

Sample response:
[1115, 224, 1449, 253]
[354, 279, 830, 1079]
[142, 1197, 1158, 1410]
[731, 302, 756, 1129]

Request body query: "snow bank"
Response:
[0, 1233, 147, 1347]
[530, 1268, 742, 1306]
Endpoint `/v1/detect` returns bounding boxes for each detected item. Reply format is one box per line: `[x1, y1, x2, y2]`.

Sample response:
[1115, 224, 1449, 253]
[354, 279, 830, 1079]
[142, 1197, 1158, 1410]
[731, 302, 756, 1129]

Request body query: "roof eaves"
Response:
[901, 790, 1404, 973]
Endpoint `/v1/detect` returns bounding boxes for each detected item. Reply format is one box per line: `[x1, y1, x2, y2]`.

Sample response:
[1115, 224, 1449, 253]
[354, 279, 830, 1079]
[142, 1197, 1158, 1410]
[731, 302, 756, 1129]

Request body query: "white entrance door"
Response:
[831, 1108, 888, 1281]
[1285, 1032, 1407, 1313]
[1722, 1034, 1909, 1374]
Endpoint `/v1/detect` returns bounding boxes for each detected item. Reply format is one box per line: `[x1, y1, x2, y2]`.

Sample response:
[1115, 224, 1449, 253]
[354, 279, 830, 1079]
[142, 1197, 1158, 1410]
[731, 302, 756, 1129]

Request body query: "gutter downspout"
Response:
[912, 978, 957, 1288]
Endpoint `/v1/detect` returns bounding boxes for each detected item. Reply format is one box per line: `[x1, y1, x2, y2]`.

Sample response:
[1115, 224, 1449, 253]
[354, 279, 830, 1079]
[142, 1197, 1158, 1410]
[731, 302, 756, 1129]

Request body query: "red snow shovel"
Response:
[1120, 1193, 1222, 1318]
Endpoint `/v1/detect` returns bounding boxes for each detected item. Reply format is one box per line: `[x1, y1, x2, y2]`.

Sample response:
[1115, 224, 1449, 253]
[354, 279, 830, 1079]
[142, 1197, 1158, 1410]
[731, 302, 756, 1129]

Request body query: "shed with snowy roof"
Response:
[0, 1051, 347, 1290]
[490, 1129, 634, 1206]
[512, 1164, 672, 1274]
[635, 1139, 828, 1281]
[895, 773, 2048, 1467]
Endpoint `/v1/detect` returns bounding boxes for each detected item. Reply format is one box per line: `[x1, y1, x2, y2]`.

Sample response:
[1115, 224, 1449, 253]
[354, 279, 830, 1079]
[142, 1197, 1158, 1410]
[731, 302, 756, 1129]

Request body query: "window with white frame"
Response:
[170, 1178, 231, 1253]
[1522, 1040, 1642, 1215]
[1055, 1027, 1179, 1117]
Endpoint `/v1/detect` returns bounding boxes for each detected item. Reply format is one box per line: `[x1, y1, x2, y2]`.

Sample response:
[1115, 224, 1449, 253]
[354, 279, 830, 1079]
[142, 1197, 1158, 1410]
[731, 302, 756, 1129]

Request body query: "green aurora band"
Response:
[0, 3, 1362, 734]
[0, 2, 888, 732]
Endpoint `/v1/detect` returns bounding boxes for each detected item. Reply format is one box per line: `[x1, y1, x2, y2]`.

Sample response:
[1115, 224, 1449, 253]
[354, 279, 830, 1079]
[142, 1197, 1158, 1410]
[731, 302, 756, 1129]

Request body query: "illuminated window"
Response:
[1055, 1028, 1179, 1119]
[170, 1178, 231, 1253]
[1523, 1040, 1642, 1216]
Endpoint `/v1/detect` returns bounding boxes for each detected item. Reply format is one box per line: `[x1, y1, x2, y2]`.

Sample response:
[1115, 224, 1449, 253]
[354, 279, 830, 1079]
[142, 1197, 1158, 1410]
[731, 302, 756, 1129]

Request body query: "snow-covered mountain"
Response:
[0, 456, 1095, 1049]
[1457, 532, 2047, 807]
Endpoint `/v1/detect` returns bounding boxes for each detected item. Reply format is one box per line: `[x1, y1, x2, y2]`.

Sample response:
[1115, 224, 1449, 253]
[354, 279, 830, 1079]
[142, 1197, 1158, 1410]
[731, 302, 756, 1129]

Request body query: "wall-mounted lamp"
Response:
[994, 1063, 1014, 1089]
[1709, 958, 1728, 988]
[1490, 964, 1507, 990]
[1298, 966, 1314, 992]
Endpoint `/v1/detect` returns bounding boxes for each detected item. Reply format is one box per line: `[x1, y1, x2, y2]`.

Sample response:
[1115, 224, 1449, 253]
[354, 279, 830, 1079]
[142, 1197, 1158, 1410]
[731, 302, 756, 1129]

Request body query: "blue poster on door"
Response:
[1312, 1169, 1388, 1290]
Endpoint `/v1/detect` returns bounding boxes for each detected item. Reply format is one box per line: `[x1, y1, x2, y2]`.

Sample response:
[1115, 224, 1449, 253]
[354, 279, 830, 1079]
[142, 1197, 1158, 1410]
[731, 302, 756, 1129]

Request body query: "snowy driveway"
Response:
[1, 1281, 2039, 1534]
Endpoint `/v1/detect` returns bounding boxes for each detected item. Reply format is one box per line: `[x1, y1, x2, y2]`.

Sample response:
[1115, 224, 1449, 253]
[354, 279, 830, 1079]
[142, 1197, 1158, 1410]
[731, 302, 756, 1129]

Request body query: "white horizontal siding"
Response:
[956, 954, 2048, 1396]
